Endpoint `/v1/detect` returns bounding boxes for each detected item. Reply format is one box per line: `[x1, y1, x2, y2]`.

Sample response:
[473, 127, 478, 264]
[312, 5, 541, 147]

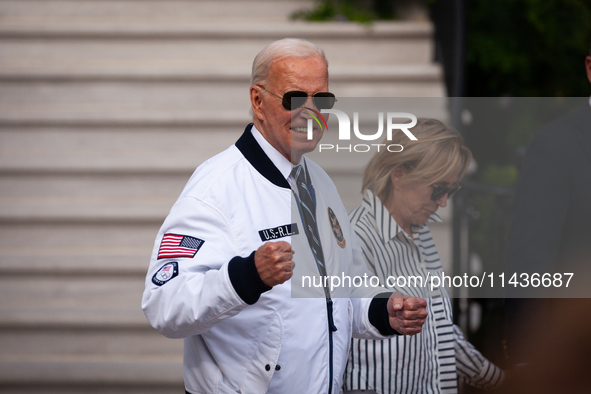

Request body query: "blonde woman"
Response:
[343, 119, 504, 394]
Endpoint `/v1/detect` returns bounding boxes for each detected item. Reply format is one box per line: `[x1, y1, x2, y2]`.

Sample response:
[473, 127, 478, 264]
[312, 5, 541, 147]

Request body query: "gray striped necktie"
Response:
[291, 164, 327, 278]
[291, 164, 337, 333]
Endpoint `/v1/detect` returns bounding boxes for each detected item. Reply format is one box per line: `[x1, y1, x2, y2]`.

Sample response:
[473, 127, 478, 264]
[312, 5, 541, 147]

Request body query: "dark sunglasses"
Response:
[257, 85, 336, 111]
[431, 183, 461, 201]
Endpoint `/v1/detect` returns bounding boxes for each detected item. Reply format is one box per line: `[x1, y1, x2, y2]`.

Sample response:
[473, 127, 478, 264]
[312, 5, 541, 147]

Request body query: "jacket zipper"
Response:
[326, 298, 338, 394]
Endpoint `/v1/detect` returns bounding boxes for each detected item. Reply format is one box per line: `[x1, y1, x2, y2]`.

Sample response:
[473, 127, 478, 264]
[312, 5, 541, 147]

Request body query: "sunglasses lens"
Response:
[431, 186, 446, 201]
[313, 93, 336, 110]
[284, 91, 308, 110]
[431, 184, 461, 201]
[447, 185, 461, 198]
[282, 91, 336, 110]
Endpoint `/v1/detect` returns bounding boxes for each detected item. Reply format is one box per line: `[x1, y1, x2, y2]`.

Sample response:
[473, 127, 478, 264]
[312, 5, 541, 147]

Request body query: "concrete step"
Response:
[0, 275, 144, 309]
[331, 77, 444, 97]
[0, 0, 312, 22]
[0, 327, 182, 356]
[0, 384, 184, 394]
[0, 251, 150, 276]
[0, 221, 157, 275]
[0, 200, 168, 223]
[0, 355, 183, 386]
[0, 80, 253, 125]
[0, 385, 183, 394]
[0, 163, 184, 223]
[0, 304, 145, 328]
[0, 382, 184, 394]
[0, 126, 241, 174]
[0, 79, 443, 127]
[0, 173, 187, 223]
[0, 173, 186, 205]
[0, 63, 441, 82]
[0, 222, 158, 251]
[0, 276, 148, 328]
[0, 22, 434, 65]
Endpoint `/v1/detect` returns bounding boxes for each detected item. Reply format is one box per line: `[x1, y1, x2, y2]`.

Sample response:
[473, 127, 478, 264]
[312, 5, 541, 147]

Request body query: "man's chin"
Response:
[291, 141, 320, 161]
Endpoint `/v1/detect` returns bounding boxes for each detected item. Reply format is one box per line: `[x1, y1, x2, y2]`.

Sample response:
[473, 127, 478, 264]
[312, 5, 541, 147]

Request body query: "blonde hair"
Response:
[251, 38, 328, 86]
[362, 118, 472, 202]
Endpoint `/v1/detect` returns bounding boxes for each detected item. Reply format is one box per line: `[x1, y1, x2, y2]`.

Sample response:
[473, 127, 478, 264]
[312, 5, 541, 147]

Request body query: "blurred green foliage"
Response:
[466, 0, 591, 97]
[480, 164, 518, 188]
[293, 0, 591, 97]
[291, 0, 395, 23]
[464, 0, 591, 193]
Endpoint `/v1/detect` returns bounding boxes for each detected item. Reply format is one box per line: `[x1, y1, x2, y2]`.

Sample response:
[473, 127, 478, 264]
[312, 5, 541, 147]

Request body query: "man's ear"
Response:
[585, 56, 591, 84]
[250, 85, 265, 120]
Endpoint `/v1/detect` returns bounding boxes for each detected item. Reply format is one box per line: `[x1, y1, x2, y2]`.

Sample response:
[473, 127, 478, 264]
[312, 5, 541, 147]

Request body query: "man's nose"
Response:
[299, 95, 317, 112]
[300, 102, 314, 117]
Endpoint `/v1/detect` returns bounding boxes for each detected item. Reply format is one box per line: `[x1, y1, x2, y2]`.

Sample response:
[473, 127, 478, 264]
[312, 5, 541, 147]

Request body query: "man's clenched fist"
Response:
[388, 292, 428, 336]
[255, 241, 295, 287]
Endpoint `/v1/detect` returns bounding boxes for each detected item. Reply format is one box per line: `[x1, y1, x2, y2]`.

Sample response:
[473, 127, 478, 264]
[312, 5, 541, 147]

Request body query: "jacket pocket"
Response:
[240, 311, 284, 393]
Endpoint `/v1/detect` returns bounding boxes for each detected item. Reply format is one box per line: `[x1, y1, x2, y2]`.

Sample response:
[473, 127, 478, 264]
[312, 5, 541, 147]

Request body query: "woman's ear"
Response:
[390, 167, 406, 189]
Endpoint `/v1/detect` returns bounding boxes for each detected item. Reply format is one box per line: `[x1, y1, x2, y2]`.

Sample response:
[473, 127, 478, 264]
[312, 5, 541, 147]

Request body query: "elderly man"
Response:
[142, 38, 427, 394]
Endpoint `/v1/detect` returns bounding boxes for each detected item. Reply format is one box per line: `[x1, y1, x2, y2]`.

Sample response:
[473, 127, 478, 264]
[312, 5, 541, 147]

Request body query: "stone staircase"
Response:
[0, 1, 445, 392]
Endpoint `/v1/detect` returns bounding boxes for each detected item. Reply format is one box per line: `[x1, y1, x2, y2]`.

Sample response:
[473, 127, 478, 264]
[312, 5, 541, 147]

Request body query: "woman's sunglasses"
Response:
[431, 183, 461, 201]
[257, 85, 336, 111]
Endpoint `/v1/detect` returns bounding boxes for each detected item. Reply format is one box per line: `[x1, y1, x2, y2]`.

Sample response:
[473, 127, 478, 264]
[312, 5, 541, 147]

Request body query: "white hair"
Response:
[251, 38, 328, 86]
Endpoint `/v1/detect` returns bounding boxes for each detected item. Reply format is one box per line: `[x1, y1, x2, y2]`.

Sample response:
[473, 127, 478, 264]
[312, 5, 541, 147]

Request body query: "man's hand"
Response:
[255, 241, 295, 287]
[387, 292, 428, 336]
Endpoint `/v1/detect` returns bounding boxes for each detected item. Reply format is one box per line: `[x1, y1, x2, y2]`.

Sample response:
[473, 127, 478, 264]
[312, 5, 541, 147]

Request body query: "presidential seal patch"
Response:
[152, 262, 179, 286]
[328, 207, 346, 248]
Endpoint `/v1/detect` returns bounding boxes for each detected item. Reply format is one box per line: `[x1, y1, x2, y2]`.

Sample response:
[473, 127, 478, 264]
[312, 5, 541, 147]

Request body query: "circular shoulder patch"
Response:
[152, 262, 179, 286]
[328, 207, 346, 248]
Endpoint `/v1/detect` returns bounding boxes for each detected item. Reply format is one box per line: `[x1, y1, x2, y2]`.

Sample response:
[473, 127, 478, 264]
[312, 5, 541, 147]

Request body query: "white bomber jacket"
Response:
[142, 125, 394, 394]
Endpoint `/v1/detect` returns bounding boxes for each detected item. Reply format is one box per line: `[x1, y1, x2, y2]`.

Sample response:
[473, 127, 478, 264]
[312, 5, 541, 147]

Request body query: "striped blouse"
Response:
[343, 190, 504, 394]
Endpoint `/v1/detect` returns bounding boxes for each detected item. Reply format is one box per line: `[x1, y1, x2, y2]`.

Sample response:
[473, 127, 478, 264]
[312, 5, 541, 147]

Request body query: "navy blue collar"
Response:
[235, 124, 291, 189]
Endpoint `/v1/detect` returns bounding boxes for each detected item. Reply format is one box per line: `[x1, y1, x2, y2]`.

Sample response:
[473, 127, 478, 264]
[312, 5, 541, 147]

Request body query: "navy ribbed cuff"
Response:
[369, 292, 400, 336]
[228, 251, 272, 305]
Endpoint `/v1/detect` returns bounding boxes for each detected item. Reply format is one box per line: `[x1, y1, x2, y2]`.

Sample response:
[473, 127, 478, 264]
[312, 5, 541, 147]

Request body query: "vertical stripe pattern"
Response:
[343, 190, 504, 394]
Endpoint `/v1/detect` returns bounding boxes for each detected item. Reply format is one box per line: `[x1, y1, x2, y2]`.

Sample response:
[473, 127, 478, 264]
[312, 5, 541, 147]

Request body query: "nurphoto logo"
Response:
[308, 110, 418, 153]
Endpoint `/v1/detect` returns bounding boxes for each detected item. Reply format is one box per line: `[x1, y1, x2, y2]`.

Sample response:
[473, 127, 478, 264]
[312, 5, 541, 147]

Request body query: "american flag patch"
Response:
[157, 233, 204, 259]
